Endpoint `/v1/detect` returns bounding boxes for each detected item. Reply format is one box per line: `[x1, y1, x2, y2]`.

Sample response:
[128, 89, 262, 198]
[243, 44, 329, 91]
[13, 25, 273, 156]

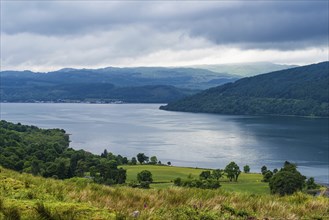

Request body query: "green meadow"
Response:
[122, 165, 269, 194]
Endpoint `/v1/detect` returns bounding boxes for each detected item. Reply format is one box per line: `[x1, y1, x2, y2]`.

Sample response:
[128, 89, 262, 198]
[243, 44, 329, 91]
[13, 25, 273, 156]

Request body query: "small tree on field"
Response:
[224, 162, 241, 182]
[149, 156, 158, 165]
[137, 153, 148, 164]
[243, 165, 250, 173]
[137, 170, 153, 183]
[167, 161, 171, 166]
[261, 165, 267, 175]
[131, 157, 137, 165]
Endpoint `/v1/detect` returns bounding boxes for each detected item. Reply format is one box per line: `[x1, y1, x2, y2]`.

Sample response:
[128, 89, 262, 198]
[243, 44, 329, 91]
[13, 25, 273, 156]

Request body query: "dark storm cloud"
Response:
[1, 1, 329, 49]
[2, 1, 328, 50]
[186, 1, 328, 49]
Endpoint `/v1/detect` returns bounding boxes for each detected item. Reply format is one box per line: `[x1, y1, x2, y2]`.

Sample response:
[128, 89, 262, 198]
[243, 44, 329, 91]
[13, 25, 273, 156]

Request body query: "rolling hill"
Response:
[160, 62, 329, 117]
[0, 67, 237, 103]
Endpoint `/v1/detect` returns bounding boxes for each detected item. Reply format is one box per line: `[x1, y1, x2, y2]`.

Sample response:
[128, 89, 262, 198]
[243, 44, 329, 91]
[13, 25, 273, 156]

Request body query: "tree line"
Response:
[0, 120, 126, 185]
[0, 120, 168, 186]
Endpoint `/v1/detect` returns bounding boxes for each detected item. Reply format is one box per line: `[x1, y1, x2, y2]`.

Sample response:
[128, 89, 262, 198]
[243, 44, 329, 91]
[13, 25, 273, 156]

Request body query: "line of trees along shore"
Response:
[0, 120, 127, 185]
[0, 120, 169, 186]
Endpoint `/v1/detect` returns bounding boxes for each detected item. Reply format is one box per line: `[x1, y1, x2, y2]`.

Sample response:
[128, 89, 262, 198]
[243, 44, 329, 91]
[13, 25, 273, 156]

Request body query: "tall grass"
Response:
[0, 199, 21, 220]
[34, 203, 78, 220]
[1, 166, 328, 219]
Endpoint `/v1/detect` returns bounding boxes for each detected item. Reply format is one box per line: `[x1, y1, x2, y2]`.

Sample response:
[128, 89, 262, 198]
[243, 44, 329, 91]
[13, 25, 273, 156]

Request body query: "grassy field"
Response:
[1, 166, 329, 219]
[122, 165, 269, 194]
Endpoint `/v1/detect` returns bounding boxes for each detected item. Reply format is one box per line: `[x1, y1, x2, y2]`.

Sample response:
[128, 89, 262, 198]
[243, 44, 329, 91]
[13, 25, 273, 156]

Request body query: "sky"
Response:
[1, 1, 328, 72]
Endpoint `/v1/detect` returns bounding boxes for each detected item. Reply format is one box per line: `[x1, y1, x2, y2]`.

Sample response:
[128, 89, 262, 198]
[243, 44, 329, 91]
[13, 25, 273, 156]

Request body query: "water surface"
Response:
[1, 103, 328, 183]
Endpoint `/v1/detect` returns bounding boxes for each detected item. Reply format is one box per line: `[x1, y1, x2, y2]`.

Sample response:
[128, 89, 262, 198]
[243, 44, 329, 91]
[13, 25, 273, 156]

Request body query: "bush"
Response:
[199, 171, 211, 180]
[128, 180, 139, 188]
[173, 177, 182, 186]
[269, 170, 305, 195]
[137, 170, 153, 183]
[178, 179, 221, 189]
[262, 170, 273, 182]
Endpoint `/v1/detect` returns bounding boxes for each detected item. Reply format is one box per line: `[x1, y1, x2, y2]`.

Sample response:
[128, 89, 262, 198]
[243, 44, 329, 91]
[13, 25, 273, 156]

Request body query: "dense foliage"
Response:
[224, 162, 241, 182]
[161, 62, 329, 117]
[0, 120, 126, 185]
[137, 170, 153, 183]
[269, 162, 306, 195]
[1, 83, 196, 103]
[174, 177, 221, 189]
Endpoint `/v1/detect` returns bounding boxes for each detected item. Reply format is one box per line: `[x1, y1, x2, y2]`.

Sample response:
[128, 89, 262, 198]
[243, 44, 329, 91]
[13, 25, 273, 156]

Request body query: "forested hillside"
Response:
[0, 120, 127, 185]
[1, 83, 195, 103]
[161, 62, 329, 117]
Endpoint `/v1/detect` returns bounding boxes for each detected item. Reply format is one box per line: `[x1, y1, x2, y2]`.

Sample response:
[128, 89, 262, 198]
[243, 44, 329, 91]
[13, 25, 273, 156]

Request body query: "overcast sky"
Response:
[1, 1, 328, 71]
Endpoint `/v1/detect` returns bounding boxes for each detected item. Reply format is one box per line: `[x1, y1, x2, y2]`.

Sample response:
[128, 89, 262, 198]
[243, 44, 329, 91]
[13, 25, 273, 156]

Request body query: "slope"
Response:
[1, 166, 328, 220]
[160, 62, 329, 117]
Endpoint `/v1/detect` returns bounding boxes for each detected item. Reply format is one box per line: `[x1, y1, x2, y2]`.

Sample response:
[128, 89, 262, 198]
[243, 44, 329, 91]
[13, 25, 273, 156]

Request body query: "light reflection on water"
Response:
[1, 103, 328, 184]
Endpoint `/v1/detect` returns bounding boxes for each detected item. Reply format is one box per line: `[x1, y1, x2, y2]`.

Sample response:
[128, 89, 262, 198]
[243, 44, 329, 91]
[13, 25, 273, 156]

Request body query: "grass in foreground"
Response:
[1, 166, 328, 219]
[122, 165, 269, 194]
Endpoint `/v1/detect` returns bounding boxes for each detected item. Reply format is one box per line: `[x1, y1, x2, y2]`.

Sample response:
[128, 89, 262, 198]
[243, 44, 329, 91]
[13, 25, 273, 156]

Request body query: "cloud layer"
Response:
[1, 1, 328, 71]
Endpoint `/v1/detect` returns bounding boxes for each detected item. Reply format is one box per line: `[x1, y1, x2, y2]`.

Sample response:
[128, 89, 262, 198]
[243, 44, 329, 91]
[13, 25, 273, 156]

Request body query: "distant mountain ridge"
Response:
[0, 63, 312, 104]
[1, 66, 238, 90]
[190, 62, 298, 77]
[0, 66, 239, 103]
[160, 62, 329, 117]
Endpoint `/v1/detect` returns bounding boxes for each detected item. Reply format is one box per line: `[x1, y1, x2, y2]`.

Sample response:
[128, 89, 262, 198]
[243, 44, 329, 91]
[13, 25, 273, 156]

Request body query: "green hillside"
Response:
[161, 62, 329, 117]
[1, 166, 329, 220]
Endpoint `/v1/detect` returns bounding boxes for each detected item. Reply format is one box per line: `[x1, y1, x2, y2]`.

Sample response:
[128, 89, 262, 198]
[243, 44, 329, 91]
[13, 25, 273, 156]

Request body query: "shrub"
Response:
[173, 177, 182, 186]
[178, 179, 221, 189]
[262, 170, 273, 182]
[199, 171, 211, 180]
[137, 170, 153, 183]
[269, 170, 305, 195]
